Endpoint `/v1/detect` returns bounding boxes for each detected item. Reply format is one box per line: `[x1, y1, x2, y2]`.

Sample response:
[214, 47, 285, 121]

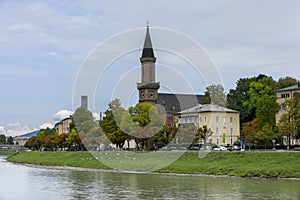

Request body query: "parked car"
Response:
[179, 146, 187, 150]
[169, 146, 177, 151]
[213, 146, 227, 151]
[227, 145, 241, 151]
[189, 146, 200, 151]
[200, 145, 213, 151]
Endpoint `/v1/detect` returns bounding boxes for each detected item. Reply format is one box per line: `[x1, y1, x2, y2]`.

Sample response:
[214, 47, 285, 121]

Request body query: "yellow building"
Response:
[276, 84, 300, 123]
[174, 104, 240, 146]
[275, 84, 300, 145]
[54, 117, 72, 135]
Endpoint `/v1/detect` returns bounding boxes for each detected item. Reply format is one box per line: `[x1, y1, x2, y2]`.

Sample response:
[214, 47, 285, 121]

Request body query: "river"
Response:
[0, 156, 299, 200]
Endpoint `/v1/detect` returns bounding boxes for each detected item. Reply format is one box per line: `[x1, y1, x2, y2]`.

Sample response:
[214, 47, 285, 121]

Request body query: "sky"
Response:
[1, 0, 300, 136]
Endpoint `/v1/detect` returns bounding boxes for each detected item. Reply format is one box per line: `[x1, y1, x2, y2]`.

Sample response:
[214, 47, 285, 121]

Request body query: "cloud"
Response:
[53, 109, 73, 121]
[39, 123, 54, 129]
[0, 126, 5, 135]
[0, 122, 37, 137]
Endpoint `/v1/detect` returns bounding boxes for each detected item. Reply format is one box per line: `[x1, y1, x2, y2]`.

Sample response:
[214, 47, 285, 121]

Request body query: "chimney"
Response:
[81, 96, 88, 110]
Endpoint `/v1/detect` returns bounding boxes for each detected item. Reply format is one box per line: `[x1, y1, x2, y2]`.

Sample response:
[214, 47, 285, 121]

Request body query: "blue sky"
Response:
[1, 0, 300, 136]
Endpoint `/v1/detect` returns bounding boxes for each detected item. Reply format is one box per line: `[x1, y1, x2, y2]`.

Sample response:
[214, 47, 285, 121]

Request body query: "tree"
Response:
[244, 77, 278, 128]
[43, 134, 59, 151]
[125, 102, 165, 150]
[25, 136, 42, 150]
[72, 107, 95, 134]
[203, 84, 226, 107]
[65, 129, 84, 150]
[0, 134, 6, 144]
[278, 121, 296, 149]
[242, 119, 258, 144]
[99, 99, 129, 149]
[227, 75, 265, 125]
[277, 76, 298, 89]
[198, 125, 213, 144]
[176, 123, 197, 145]
[255, 124, 274, 149]
[7, 136, 14, 145]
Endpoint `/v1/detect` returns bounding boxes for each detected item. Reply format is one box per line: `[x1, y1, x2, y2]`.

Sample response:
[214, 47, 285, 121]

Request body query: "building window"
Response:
[230, 117, 233, 123]
[216, 138, 219, 145]
[216, 116, 219, 123]
[175, 118, 178, 124]
[199, 116, 202, 123]
[281, 93, 290, 98]
[223, 116, 226, 123]
[204, 116, 207, 123]
[184, 117, 188, 123]
[216, 127, 219, 133]
[281, 103, 286, 111]
[230, 128, 234, 134]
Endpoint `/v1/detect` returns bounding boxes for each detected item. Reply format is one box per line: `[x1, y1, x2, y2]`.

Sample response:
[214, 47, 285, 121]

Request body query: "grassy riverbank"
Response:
[0, 150, 16, 156]
[7, 151, 300, 178]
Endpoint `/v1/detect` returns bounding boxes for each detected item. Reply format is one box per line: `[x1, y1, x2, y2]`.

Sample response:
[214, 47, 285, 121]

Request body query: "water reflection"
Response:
[0, 156, 299, 200]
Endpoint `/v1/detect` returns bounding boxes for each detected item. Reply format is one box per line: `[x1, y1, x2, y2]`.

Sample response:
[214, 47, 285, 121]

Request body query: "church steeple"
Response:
[141, 23, 155, 59]
[137, 23, 160, 104]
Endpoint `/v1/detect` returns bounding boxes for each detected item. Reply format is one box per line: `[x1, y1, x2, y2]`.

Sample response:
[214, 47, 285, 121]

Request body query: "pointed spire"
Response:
[141, 22, 155, 58]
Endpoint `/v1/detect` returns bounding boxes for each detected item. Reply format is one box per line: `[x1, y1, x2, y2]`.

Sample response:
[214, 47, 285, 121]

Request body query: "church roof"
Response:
[179, 104, 239, 114]
[141, 25, 155, 58]
[157, 93, 204, 113]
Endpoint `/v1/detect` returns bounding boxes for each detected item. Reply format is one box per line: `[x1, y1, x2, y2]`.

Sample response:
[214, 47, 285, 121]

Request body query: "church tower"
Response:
[137, 24, 160, 104]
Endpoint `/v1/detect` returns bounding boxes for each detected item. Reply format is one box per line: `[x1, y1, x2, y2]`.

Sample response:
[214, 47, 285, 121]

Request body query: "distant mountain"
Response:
[18, 130, 39, 138]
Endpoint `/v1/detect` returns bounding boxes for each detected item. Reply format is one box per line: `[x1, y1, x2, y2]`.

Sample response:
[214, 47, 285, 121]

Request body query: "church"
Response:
[137, 25, 240, 146]
[137, 24, 204, 126]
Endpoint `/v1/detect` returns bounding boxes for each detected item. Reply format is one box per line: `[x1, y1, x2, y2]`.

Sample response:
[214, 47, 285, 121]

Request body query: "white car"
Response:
[213, 146, 227, 151]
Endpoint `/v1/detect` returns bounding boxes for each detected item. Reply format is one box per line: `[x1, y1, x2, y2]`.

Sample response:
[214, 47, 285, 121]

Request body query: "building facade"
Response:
[174, 104, 240, 146]
[276, 84, 300, 123]
[54, 117, 72, 135]
[275, 84, 300, 145]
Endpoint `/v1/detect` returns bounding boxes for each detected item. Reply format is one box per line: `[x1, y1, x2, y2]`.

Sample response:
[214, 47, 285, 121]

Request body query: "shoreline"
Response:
[7, 157, 300, 181]
[6, 151, 300, 180]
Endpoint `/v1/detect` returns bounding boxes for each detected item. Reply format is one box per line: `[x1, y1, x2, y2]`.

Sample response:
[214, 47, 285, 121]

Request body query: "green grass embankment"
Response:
[7, 151, 300, 178]
[7, 151, 110, 170]
[0, 150, 16, 156]
[160, 151, 300, 178]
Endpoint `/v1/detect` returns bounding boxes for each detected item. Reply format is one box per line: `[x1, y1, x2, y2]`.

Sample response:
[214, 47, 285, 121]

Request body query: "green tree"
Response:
[278, 121, 296, 149]
[66, 129, 84, 150]
[43, 134, 59, 151]
[227, 75, 266, 125]
[7, 136, 14, 145]
[0, 134, 6, 144]
[244, 77, 278, 128]
[255, 124, 274, 150]
[72, 107, 95, 134]
[57, 133, 68, 150]
[176, 123, 197, 145]
[203, 84, 226, 107]
[126, 102, 165, 150]
[25, 136, 42, 150]
[100, 99, 129, 149]
[277, 76, 298, 89]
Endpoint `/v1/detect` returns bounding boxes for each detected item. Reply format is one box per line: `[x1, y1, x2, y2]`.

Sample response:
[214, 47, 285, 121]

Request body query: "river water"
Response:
[0, 156, 299, 200]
